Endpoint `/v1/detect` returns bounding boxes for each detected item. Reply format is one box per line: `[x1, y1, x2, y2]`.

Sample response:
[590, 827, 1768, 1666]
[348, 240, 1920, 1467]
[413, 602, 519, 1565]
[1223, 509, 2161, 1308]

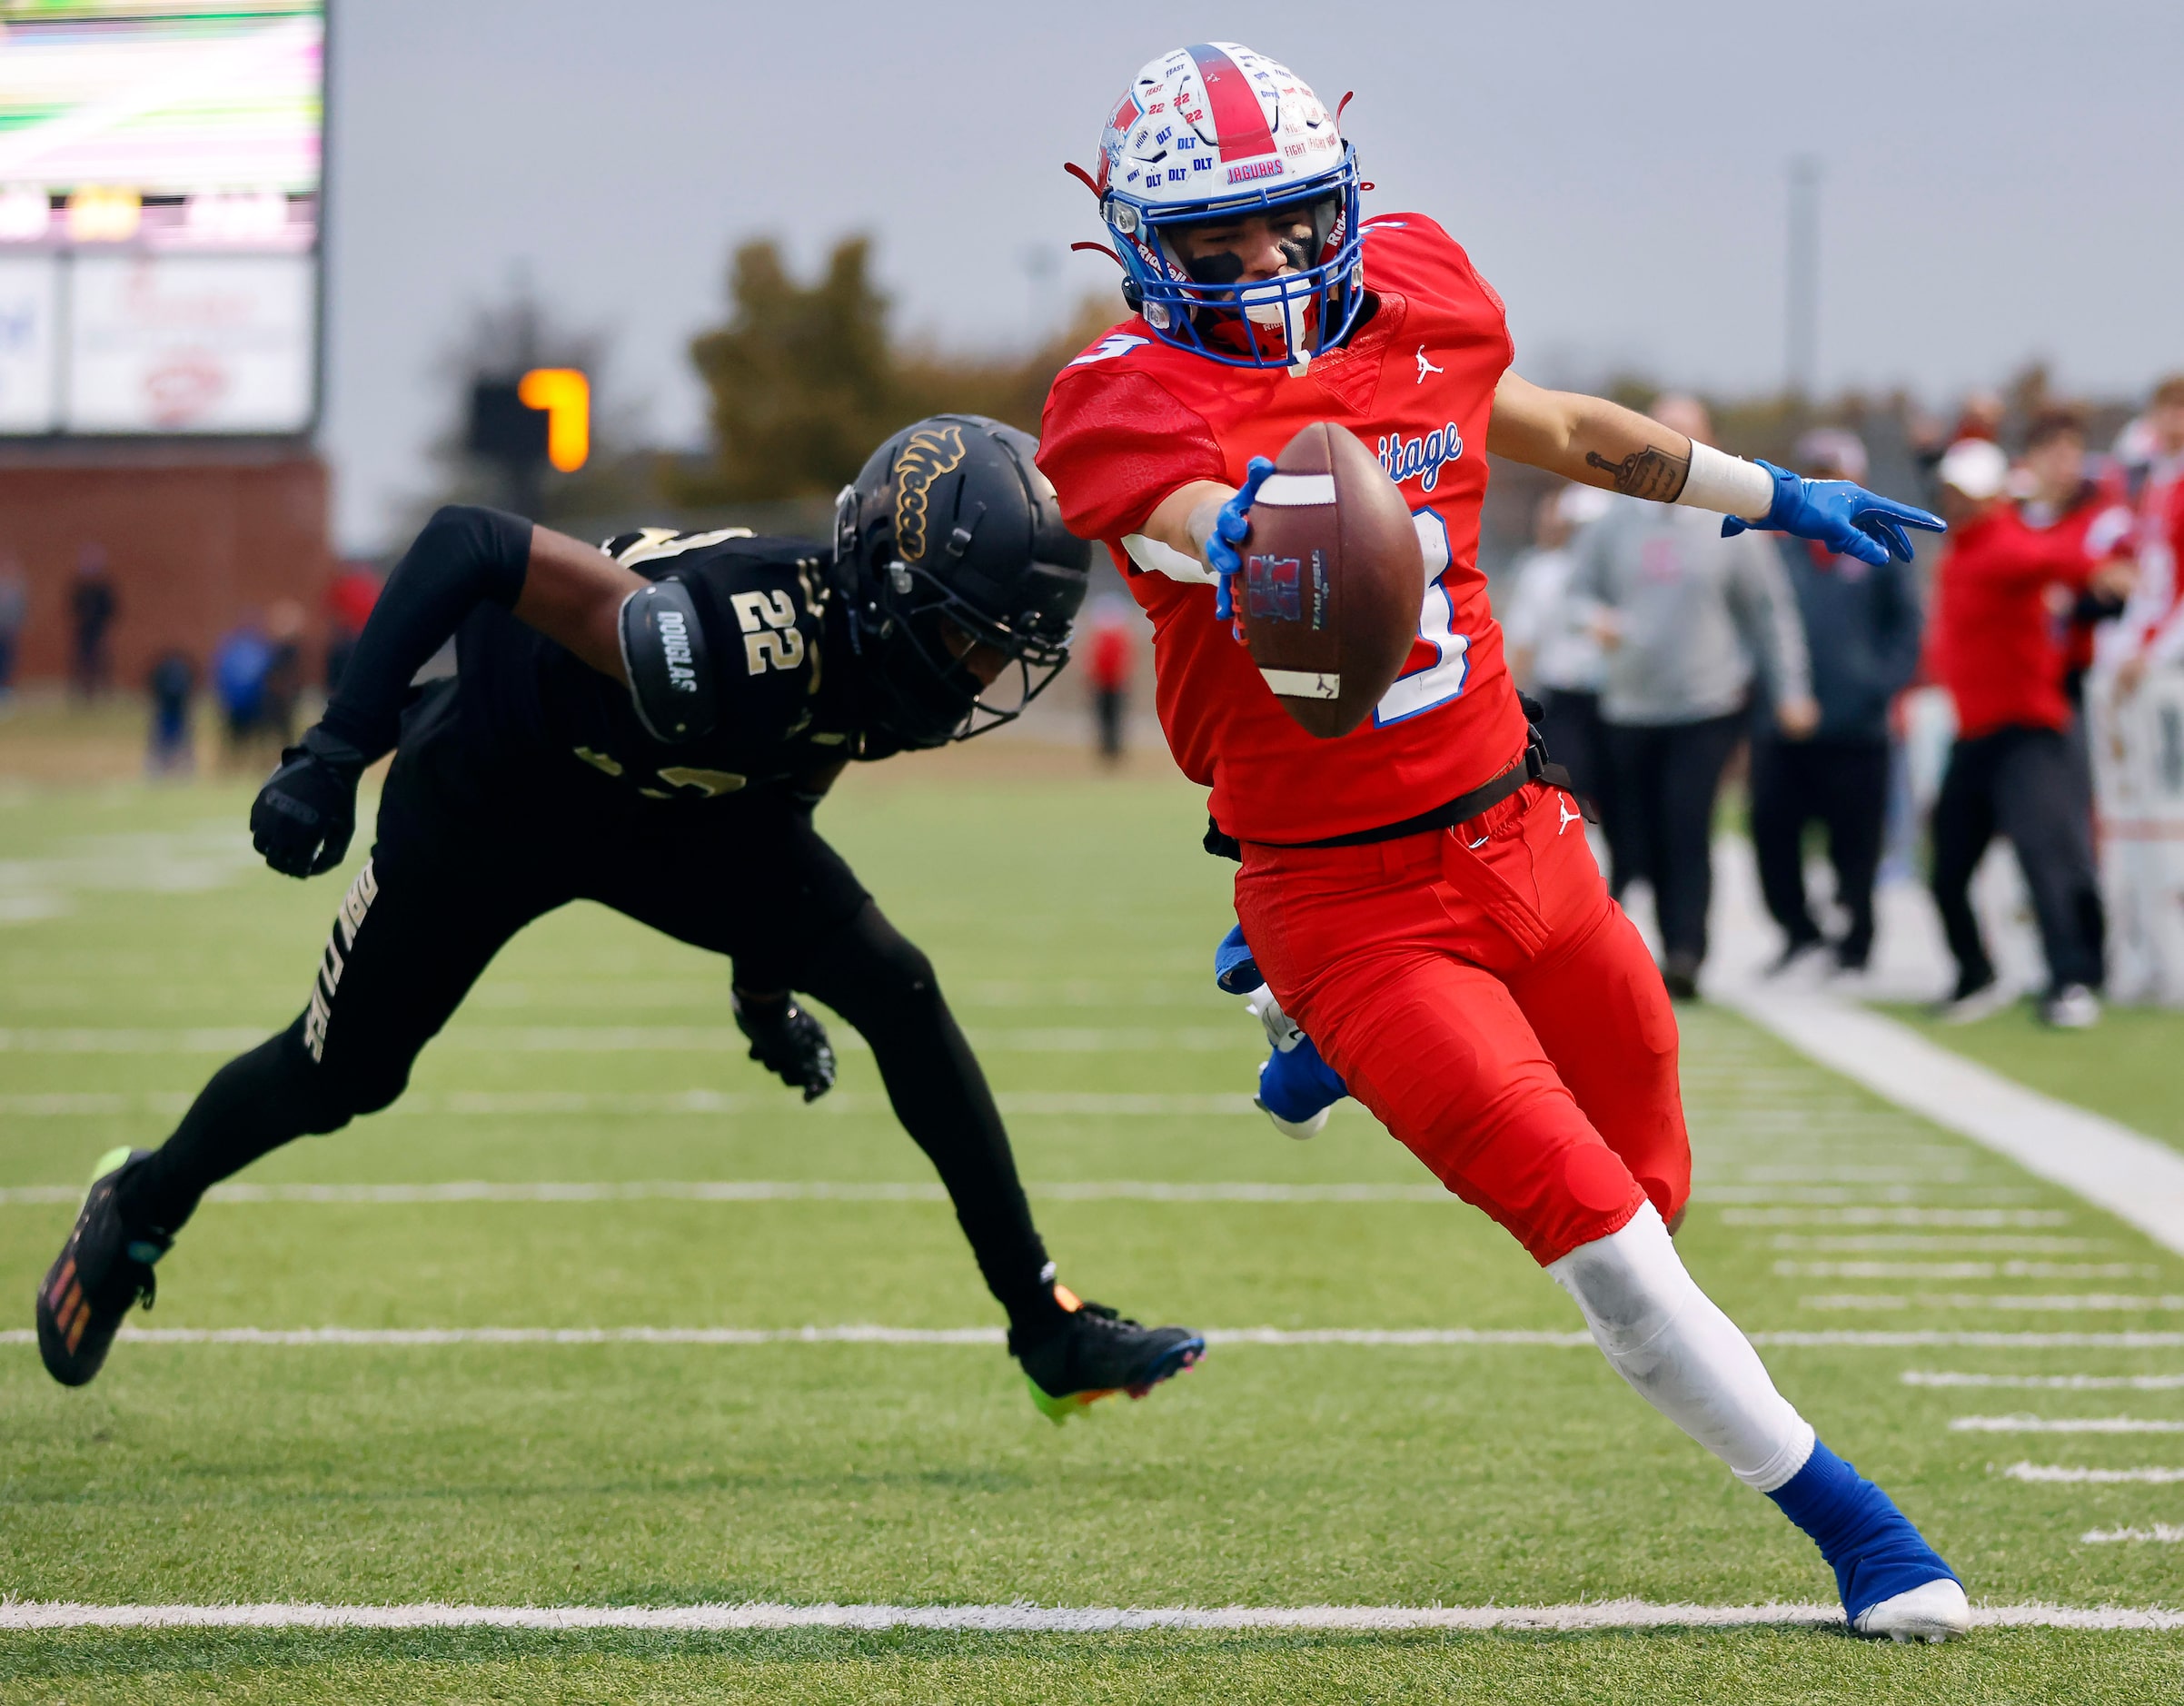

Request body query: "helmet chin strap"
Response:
[1237, 268, 1313, 377]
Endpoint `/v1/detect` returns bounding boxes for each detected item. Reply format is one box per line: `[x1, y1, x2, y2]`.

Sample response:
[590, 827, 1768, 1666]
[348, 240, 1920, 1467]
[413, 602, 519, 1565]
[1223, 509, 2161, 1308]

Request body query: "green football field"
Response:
[4, 756, 2182, 1701]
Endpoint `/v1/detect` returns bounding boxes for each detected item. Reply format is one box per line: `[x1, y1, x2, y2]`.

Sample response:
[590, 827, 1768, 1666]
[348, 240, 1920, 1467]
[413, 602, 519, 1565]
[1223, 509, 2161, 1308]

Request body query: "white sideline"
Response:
[3, 1325, 2182, 1350]
[2004, 1463, 2184, 1483]
[0, 1597, 2179, 1633]
[1723, 985, 2184, 1259]
[2083, 1526, 2184, 1543]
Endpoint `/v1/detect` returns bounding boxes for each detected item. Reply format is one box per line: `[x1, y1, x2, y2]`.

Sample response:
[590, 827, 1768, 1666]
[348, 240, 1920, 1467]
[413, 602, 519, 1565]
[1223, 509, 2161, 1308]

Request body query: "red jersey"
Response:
[2020, 474, 2134, 682]
[1927, 503, 2100, 739]
[1037, 214, 1527, 843]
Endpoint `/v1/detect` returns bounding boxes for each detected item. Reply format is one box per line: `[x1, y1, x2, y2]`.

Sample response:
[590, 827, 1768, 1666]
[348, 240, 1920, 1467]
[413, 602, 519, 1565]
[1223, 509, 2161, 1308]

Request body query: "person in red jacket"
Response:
[1083, 596, 1137, 762]
[1926, 438, 2135, 1027]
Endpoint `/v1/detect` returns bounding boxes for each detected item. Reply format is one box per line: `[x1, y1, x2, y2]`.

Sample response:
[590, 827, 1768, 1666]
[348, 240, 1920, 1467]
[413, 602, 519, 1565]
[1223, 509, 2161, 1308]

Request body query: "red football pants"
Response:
[1234, 781, 1691, 1266]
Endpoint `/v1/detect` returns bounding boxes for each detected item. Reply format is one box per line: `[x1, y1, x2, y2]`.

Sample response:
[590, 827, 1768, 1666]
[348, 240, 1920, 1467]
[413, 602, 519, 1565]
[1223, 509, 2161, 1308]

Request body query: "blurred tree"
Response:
[678, 238, 900, 502]
[674, 234, 1123, 503]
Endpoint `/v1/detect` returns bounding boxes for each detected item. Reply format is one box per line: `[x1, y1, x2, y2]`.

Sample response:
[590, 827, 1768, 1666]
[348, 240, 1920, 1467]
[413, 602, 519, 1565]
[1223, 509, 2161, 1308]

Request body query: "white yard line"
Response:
[2083, 1526, 2184, 1543]
[0, 1090, 1269, 1119]
[1, 1325, 2180, 1350]
[0, 1027, 1248, 1056]
[1722, 984, 2184, 1258]
[2003, 1463, 2184, 1483]
[0, 1179, 1446, 1207]
[1951, 1415, 2184, 1433]
[1906, 1372, 2184, 1390]
[0, 1598, 2178, 1633]
[1802, 1294, 2184, 1313]
[1721, 1208, 2072, 1227]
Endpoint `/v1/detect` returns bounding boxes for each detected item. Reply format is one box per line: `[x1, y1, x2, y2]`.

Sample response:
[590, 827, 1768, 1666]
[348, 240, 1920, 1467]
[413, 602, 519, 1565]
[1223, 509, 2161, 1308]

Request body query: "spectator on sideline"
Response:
[1569, 394, 1817, 998]
[2101, 375, 2184, 699]
[69, 545, 116, 700]
[2015, 408, 2137, 811]
[146, 651, 195, 776]
[324, 561, 382, 695]
[1751, 430, 1923, 978]
[263, 600, 307, 747]
[211, 618, 274, 763]
[0, 556, 25, 705]
[1083, 596, 1135, 763]
[1925, 439, 2133, 1028]
[1501, 483, 1615, 817]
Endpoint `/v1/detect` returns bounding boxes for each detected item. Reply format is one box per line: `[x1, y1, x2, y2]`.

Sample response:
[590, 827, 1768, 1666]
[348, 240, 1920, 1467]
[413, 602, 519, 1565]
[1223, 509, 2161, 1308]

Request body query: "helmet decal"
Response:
[1091, 43, 1365, 374]
[1184, 44, 1279, 173]
[891, 421, 968, 563]
[838, 415, 1092, 750]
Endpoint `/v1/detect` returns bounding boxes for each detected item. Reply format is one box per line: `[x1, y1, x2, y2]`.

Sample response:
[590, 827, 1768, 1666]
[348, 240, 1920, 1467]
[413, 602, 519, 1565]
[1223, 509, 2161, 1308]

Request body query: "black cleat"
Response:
[35, 1146, 171, 1388]
[1010, 1284, 1205, 1424]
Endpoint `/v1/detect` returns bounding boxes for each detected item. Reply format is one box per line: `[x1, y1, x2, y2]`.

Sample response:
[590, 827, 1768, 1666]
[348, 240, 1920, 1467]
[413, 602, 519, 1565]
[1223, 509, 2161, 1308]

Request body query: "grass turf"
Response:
[4, 753, 2183, 1699]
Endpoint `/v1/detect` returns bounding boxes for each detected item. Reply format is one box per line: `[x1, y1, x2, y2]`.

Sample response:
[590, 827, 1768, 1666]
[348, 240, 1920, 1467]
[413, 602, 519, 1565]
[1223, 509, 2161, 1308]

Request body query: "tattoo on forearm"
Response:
[1585, 445, 1692, 502]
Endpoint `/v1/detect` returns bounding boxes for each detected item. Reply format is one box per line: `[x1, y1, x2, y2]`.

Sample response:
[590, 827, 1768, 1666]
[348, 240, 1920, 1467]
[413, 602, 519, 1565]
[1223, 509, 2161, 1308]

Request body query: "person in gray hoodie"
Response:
[1570, 395, 1816, 997]
[1749, 430, 1922, 977]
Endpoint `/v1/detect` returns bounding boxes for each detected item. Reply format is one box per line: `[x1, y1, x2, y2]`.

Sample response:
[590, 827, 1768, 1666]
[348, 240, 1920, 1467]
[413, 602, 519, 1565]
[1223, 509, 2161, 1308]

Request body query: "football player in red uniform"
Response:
[1039, 43, 1963, 1641]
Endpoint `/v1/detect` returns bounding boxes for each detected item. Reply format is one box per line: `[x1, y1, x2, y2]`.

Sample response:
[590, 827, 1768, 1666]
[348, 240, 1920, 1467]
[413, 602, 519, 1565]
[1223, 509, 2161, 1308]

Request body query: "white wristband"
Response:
[1675, 441, 1777, 521]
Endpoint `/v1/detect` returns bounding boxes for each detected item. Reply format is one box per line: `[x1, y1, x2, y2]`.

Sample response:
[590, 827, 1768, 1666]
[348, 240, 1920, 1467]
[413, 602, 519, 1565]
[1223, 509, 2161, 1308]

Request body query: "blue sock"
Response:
[1766, 1439, 1957, 1623]
[1257, 1035, 1346, 1124]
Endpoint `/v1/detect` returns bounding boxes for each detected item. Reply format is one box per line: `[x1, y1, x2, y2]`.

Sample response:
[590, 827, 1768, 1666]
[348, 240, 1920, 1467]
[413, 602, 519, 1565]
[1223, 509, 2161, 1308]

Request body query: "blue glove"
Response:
[1722, 460, 1944, 568]
[1214, 923, 1263, 995]
[1206, 456, 1276, 627]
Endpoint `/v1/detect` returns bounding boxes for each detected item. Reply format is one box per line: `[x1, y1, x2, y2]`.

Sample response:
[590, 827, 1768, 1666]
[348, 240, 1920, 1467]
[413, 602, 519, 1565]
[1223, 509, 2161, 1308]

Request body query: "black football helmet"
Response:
[834, 414, 1092, 749]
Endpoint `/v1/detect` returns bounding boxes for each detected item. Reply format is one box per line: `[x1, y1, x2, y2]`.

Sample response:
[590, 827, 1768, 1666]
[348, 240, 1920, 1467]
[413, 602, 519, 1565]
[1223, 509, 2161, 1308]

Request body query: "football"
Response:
[1236, 421, 1424, 739]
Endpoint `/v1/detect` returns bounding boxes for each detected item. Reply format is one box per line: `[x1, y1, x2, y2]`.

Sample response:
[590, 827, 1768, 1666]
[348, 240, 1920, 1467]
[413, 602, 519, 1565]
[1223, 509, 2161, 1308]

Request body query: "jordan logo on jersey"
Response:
[1415, 346, 1443, 383]
[1377, 421, 1464, 493]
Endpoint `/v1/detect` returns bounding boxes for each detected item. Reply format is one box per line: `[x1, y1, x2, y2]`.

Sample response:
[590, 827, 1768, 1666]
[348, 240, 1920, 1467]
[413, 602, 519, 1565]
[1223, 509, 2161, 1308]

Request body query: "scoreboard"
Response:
[0, 0, 323, 437]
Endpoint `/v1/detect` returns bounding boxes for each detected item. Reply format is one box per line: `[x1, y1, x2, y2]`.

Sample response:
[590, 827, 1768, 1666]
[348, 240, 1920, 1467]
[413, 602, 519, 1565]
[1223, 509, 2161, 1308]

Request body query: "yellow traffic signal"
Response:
[517, 367, 590, 472]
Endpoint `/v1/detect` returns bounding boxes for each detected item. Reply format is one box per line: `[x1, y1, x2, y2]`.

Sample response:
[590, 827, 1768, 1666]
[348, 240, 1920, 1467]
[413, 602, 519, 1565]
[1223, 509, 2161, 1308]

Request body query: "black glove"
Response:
[250, 726, 367, 878]
[732, 990, 837, 1103]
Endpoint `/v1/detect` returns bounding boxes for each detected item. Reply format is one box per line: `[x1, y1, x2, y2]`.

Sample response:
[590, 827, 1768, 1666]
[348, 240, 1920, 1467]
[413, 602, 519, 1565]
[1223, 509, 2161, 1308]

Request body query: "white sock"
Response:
[1546, 1202, 1815, 1492]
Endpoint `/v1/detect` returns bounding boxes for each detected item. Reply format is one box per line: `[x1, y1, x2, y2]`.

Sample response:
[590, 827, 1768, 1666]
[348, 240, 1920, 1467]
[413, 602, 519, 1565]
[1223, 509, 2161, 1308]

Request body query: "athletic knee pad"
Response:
[1548, 1202, 1814, 1491]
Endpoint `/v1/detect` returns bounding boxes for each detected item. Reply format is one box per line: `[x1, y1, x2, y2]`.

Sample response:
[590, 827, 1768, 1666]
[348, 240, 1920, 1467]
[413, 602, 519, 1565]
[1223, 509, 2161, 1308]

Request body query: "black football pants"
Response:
[115, 742, 1058, 1331]
[1603, 712, 1745, 971]
[1749, 738, 1891, 967]
[1930, 724, 2105, 995]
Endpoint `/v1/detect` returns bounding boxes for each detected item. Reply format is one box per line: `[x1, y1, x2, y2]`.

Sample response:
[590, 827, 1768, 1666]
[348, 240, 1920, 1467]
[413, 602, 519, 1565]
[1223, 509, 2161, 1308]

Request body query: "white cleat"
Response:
[1254, 1096, 1328, 1140]
[1852, 1577, 1971, 1643]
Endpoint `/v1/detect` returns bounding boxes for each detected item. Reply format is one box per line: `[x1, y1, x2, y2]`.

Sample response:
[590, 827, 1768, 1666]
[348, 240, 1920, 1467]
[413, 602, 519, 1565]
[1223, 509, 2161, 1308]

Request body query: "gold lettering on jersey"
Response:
[612, 526, 755, 570]
[731, 588, 805, 676]
[655, 767, 747, 798]
[303, 858, 380, 1064]
[572, 746, 624, 777]
[892, 422, 968, 562]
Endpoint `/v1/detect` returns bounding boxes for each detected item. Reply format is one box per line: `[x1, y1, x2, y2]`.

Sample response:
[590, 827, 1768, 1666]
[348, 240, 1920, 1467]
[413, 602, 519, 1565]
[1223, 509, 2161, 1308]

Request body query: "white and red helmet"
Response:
[1094, 43, 1365, 374]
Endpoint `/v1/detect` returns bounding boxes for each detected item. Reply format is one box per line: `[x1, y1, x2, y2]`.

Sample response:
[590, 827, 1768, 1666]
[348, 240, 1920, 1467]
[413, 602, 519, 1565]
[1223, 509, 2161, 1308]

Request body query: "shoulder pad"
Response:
[617, 580, 715, 742]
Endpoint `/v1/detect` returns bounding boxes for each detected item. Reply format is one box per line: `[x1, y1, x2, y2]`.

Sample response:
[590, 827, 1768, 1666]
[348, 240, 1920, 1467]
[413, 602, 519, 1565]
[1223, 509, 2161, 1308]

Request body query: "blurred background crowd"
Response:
[1497, 375, 2184, 1025]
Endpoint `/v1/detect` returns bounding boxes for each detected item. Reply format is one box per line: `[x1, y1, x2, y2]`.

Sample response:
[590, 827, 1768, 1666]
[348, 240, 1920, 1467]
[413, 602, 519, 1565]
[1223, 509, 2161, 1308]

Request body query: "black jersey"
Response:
[432, 529, 869, 809]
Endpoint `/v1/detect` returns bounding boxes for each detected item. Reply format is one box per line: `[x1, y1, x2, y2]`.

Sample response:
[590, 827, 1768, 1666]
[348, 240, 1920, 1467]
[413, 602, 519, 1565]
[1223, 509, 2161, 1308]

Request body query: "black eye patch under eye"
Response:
[1184, 249, 1246, 286]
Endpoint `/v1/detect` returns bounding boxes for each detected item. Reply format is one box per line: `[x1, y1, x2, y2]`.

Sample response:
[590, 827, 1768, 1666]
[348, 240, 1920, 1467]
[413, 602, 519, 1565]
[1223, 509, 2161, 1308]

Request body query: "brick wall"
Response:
[0, 451, 332, 689]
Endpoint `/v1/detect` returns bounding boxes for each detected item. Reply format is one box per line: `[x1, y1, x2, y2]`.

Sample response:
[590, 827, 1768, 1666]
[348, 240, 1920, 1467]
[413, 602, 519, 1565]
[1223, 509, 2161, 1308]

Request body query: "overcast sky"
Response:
[321, 0, 2184, 551]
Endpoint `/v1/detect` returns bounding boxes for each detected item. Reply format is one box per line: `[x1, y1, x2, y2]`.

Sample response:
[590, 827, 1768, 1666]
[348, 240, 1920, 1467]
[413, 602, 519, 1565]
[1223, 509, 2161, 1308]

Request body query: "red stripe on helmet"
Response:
[1186, 44, 1277, 161]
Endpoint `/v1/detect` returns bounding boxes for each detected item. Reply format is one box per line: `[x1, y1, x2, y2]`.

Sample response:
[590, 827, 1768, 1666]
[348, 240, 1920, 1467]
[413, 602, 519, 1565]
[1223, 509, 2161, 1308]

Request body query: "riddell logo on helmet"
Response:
[1226, 159, 1284, 184]
[893, 422, 968, 562]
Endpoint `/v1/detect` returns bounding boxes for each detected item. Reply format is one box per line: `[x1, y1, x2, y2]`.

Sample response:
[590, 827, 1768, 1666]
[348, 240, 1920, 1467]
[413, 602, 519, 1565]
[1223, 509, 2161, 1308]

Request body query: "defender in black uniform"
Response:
[36, 415, 1205, 1421]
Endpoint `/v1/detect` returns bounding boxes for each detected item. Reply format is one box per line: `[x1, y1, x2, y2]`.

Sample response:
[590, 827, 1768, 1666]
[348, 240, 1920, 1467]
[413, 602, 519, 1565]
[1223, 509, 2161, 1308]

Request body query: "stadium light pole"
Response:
[1786, 156, 1822, 405]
